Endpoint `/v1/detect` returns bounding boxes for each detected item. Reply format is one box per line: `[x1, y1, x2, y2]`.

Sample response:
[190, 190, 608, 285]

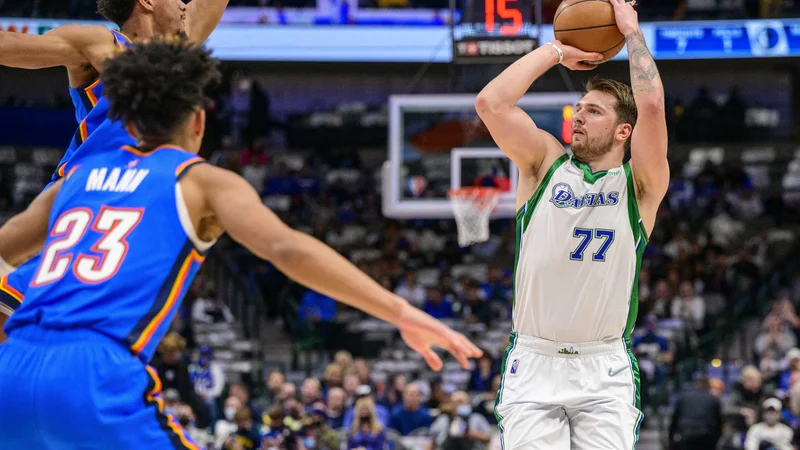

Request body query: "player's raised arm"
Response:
[0, 179, 63, 273]
[475, 42, 603, 174]
[611, 0, 669, 210]
[185, 0, 230, 43]
[182, 164, 482, 371]
[0, 25, 114, 74]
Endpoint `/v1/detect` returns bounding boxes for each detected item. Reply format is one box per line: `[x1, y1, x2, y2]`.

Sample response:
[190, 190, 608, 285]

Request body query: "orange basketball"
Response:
[553, 0, 625, 63]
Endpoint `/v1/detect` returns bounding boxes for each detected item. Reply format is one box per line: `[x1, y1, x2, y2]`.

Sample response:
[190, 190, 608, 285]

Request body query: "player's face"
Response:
[152, 0, 187, 35]
[572, 91, 621, 161]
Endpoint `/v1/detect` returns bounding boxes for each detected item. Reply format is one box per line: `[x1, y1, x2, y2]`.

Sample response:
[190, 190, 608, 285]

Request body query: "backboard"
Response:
[382, 93, 583, 219]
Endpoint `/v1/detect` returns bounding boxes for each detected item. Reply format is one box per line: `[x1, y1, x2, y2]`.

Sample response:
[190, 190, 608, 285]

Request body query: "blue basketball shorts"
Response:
[0, 326, 203, 449]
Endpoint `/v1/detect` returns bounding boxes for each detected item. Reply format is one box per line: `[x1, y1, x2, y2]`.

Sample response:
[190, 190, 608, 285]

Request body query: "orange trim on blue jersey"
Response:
[130, 250, 204, 354]
[121, 145, 195, 158]
[111, 30, 132, 49]
[0, 275, 23, 304]
[57, 163, 67, 178]
[145, 365, 165, 412]
[167, 415, 202, 450]
[65, 165, 80, 179]
[84, 78, 101, 107]
[175, 157, 204, 177]
[79, 118, 89, 142]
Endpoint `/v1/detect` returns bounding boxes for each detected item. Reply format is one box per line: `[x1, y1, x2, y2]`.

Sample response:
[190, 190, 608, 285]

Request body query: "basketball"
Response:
[553, 0, 625, 63]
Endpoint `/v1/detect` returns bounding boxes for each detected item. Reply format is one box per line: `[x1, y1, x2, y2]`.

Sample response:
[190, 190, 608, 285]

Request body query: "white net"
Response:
[448, 188, 500, 247]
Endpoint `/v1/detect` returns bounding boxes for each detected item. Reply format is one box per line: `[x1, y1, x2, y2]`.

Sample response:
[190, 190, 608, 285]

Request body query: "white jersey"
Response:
[513, 153, 647, 343]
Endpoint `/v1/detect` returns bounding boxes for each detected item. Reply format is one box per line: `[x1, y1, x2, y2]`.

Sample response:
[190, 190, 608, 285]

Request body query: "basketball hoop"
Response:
[448, 187, 501, 247]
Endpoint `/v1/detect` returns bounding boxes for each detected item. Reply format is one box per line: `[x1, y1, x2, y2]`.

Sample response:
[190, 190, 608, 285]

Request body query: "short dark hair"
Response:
[102, 35, 221, 143]
[97, 0, 136, 27]
[585, 78, 637, 150]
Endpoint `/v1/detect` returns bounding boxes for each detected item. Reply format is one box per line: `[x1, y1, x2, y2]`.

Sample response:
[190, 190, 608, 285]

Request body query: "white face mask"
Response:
[765, 412, 781, 425]
[224, 407, 236, 421]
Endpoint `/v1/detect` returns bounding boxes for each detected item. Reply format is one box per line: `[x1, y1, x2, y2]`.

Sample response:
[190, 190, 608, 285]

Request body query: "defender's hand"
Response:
[549, 40, 604, 71]
[397, 302, 483, 371]
[610, 0, 640, 36]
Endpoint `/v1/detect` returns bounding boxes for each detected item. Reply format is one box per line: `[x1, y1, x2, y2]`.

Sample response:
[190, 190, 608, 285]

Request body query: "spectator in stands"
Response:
[189, 345, 225, 426]
[343, 374, 360, 405]
[468, 353, 496, 392]
[650, 280, 673, 319]
[430, 391, 492, 450]
[164, 388, 182, 418]
[378, 373, 407, 410]
[298, 289, 337, 340]
[345, 385, 390, 428]
[262, 404, 286, 441]
[460, 285, 491, 325]
[731, 187, 764, 220]
[664, 228, 693, 260]
[216, 396, 242, 450]
[744, 398, 794, 450]
[347, 395, 389, 450]
[224, 408, 262, 450]
[394, 271, 426, 306]
[191, 287, 234, 324]
[308, 402, 342, 450]
[152, 332, 210, 428]
[427, 379, 448, 410]
[390, 383, 432, 435]
[254, 370, 285, 412]
[730, 248, 762, 296]
[633, 314, 673, 390]
[323, 363, 345, 391]
[354, 358, 377, 393]
[424, 287, 455, 320]
[177, 403, 210, 449]
[230, 383, 263, 425]
[327, 387, 347, 429]
[723, 366, 766, 443]
[708, 204, 744, 249]
[669, 377, 722, 450]
[756, 316, 797, 361]
[302, 377, 324, 409]
[472, 375, 501, 425]
[671, 280, 706, 330]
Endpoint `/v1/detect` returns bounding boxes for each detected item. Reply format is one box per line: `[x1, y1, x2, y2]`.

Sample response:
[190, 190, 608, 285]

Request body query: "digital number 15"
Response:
[484, 0, 523, 35]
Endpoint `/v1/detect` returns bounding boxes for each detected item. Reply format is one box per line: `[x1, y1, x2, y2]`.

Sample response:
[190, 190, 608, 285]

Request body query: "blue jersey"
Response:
[54, 30, 134, 180]
[0, 30, 136, 314]
[6, 145, 212, 363]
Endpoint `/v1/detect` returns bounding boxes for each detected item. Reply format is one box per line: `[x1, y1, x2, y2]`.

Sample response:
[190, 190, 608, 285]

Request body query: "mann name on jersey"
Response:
[85, 166, 150, 193]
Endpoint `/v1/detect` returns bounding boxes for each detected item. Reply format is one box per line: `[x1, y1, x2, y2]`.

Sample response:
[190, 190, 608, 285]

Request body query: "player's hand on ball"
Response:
[610, 0, 640, 36]
[550, 40, 604, 71]
[397, 301, 483, 371]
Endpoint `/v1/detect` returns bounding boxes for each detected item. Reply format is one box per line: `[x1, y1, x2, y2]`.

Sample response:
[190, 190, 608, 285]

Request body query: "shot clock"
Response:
[450, 0, 539, 64]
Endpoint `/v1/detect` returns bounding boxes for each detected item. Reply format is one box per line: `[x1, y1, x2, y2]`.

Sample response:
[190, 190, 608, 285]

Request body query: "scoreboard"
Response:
[451, 0, 539, 64]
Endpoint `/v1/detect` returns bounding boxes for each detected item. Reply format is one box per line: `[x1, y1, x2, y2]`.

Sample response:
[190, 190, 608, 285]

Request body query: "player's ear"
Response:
[616, 123, 632, 144]
[138, 0, 155, 13]
[125, 122, 140, 141]
[193, 109, 206, 138]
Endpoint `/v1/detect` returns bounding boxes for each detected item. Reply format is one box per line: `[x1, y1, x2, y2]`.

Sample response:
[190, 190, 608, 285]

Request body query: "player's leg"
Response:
[566, 345, 643, 450]
[495, 336, 570, 450]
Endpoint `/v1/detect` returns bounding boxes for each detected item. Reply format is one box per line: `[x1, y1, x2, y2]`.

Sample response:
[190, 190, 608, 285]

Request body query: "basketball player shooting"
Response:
[475, 0, 668, 448]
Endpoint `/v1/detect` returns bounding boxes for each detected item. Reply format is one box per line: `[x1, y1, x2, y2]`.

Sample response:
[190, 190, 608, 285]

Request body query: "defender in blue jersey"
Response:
[0, 0, 231, 336]
[0, 38, 482, 450]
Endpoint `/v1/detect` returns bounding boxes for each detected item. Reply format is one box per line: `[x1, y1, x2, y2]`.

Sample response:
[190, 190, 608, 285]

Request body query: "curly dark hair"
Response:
[97, 0, 136, 27]
[102, 35, 221, 142]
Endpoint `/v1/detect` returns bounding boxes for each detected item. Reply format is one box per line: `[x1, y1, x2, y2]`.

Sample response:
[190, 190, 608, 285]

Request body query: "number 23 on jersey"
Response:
[33, 207, 143, 286]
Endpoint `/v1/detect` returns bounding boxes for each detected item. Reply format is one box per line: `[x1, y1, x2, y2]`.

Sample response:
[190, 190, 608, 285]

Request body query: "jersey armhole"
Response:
[623, 162, 649, 244]
[175, 182, 216, 253]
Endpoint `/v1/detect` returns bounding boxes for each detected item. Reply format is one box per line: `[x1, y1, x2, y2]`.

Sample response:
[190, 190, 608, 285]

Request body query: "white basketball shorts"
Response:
[494, 333, 643, 450]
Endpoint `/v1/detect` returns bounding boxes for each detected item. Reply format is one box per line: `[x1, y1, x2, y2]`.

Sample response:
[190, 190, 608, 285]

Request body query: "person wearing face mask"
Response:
[224, 408, 262, 450]
[429, 391, 491, 450]
[346, 396, 388, 450]
[216, 396, 244, 450]
[743, 398, 793, 450]
[304, 402, 341, 450]
[177, 404, 211, 449]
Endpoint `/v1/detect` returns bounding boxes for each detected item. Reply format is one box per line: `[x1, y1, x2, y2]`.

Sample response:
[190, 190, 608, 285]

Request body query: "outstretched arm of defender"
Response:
[0, 179, 63, 272]
[183, 164, 482, 371]
[185, 0, 230, 43]
[612, 0, 669, 206]
[0, 25, 114, 72]
[475, 43, 603, 174]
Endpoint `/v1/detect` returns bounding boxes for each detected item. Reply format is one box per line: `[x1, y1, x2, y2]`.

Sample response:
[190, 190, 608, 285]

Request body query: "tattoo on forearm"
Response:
[625, 31, 662, 95]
